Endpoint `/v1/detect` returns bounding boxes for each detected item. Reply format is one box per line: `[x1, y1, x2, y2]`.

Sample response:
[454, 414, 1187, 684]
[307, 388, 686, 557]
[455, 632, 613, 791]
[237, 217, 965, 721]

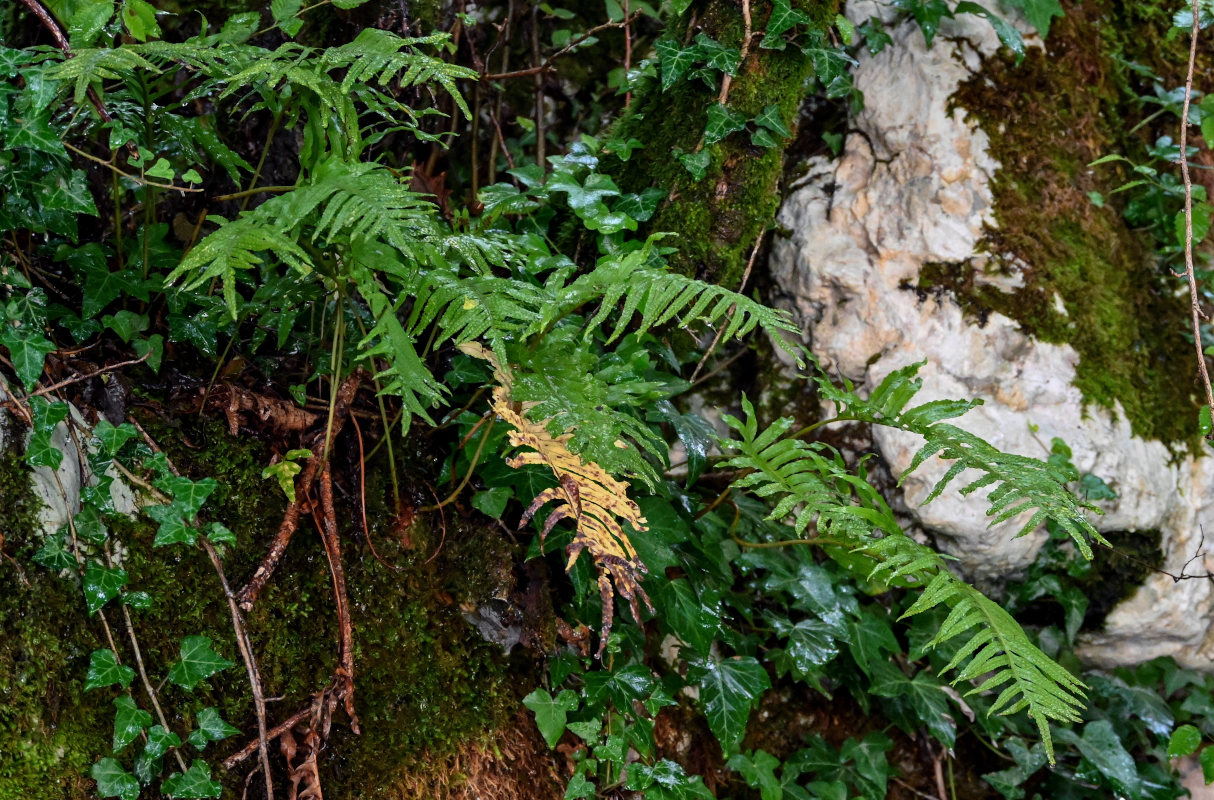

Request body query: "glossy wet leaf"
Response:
[1170, 724, 1202, 759]
[84, 649, 135, 691]
[523, 688, 578, 748]
[135, 725, 181, 784]
[690, 656, 770, 756]
[91, 758, 139, 800]
[83, 562, 128, 614]
[112, 695, 152, 752]
[187, 708, 241, 750]
[162, 760, 222, 798]
[168, 636, 234, 690]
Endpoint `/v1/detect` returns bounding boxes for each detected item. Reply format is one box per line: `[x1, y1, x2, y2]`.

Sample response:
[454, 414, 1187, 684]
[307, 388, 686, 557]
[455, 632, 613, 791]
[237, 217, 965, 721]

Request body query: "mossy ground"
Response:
[936, 0, 1202, 445]
[0, 413, 521, 799]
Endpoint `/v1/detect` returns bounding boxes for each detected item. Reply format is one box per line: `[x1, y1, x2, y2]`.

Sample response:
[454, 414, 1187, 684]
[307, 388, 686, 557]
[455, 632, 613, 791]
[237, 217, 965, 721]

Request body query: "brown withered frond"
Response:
[461, 343, 652, 656]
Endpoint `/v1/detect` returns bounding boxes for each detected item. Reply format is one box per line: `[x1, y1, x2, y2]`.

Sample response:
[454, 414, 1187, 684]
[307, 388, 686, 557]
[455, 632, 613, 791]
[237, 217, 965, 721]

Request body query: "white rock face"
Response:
[771, 8, 1214, 667]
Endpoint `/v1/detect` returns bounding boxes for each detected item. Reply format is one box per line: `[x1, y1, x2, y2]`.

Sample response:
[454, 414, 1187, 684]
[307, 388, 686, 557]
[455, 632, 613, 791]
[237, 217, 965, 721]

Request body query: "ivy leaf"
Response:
[848, 612, 900, 678]
[168, 636, 234, 690]
[162, 760, 222, 798]
[471, 487, 511, 518]
[753, 104, 791, 138]
[1202, 746, 1214, 783]
[693, 33, 742, 75]
[84, 649, 135, 691]
[869, 664, 956, 747]
[655, 38, 697, 91]
[75, 505, 109, 545]
[101, 310, 149, 343]
[892, 0, 952, 47]
[704, 103, 748, 145]
[676, 149, 711, 181]
[135, 725, 182, 785]
[760, 0, 812, 49]
[33, 531, 76, 571]
[1055, 720, 1140, 797]
[689, 656, 771, 756]
[94, 420, 139, 457]
[45, 169, 99, 215]
[751, 127, 780, 148]
[955, 2, 1024, 62]
[187, 708, 240, 749]
[206, 522, 236, 545]
[523, 688, 579, 748]
[25, 397, 68, 469]
[112, 695, 153, 752]
[123, 590, 153, 610]
[1005, 0, 1064, 37]
[653, 579, 718, 655]
[83, 561, 128, 614]
[770, 617, 841, 678]
[726, 750, 782, 800]
[91, 758, 140, 800]
[154, 476, 218, 519]
[152, 513, 197, 547]
[1169, 724, 1202, 759]
[0, 324, 55, 390]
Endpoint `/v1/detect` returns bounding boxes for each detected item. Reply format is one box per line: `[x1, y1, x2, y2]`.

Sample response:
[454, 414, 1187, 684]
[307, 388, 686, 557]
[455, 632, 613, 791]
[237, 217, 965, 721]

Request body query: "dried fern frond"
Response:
[462, 343, 652, 656]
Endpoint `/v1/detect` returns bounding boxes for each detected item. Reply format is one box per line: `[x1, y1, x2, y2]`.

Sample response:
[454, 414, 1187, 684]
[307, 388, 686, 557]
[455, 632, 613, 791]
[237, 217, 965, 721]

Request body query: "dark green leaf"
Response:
[112, 695, 152, 752]
[83, 561, 128, 614]
[704, 103, 748, 145]
[1, 325, 54, 390]
[954, 2, 1024, 61]
[85, 648, 135, 691]
[187, 708, 240, 750]
[135, 725, 182, 785]
[676, 149, 711, 181]
[25, 397, 68, 469]
[154, 476, 218, 519]
[472, 487, 512, 518]
[726, 750, 781, 800]
[162, 760, 222, 798]
[91, 758, 139, 800]
[168, 636, 235, 690]
[101, 310, 149, 343]
[655, 38, 697, 92]
[1055, 720, 1140, 797]
[760, 0, 812, 50]
[690, 656, 770, 756]
[94, 420, 139, 457]
[771, 617, 840, 677]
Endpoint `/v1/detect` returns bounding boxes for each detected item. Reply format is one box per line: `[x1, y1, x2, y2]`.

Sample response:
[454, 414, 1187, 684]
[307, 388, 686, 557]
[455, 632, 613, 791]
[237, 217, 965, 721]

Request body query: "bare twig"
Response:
[717, 0, 753, 106]
[224, 708, 310, 770]
[483, 14, 642, 80]
[316, 465, 359, 732]
[1179, 0, 1214, 426]
[689, 231, 765, 382]
[22, 353, 150, 399]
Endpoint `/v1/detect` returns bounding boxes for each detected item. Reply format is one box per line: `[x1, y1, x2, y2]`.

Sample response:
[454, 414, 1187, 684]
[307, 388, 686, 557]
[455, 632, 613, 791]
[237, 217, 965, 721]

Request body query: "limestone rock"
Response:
[771, 7, 1214, 667]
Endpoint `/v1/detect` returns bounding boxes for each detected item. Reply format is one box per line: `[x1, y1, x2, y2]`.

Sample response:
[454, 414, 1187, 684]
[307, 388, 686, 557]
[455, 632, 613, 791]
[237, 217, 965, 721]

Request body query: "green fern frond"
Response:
[168, 215, 312, 316]
[557, 242, 801, 354]
[815, 362, 1107, 557]
[319, 30, 476, 118]
[720, 397, 1086, 764]
[47, 48, 160, 106]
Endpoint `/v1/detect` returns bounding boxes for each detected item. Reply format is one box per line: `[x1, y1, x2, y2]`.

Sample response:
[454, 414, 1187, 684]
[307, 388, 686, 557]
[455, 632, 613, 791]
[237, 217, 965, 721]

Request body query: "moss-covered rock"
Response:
[606, 0, 839, 287]
[0, 415, 519, 799]
[940, 0, 1203, 445]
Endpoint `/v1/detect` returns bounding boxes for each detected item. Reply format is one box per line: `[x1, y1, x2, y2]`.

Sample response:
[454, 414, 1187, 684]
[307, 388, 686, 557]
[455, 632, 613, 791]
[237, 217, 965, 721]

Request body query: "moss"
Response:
[606, 0, 839, 287]
[0, 416, 519, 799]
[939, 0, 1201, 445]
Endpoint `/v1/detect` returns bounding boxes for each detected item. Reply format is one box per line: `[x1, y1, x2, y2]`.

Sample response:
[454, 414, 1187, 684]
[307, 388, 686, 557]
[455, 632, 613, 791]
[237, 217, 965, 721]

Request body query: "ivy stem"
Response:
[418, 418, 496, 512]
[1179, 0, 1214, 429]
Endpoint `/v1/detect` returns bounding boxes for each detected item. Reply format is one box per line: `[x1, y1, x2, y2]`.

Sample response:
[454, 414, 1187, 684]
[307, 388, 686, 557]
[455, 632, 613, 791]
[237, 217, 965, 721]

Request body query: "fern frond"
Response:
[47, 48, 160, 106]
[720, 397, 1086, 763]
[167, 215, 312, 316]
[464, 343, 652, 656]
[554, 242, 801, 356]
[319, 30, 476, 118]
[816, 362, 1107, 557]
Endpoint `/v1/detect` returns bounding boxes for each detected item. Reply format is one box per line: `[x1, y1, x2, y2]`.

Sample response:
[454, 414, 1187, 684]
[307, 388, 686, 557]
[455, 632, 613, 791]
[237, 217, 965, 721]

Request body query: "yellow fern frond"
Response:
[461, 344, 651, 655]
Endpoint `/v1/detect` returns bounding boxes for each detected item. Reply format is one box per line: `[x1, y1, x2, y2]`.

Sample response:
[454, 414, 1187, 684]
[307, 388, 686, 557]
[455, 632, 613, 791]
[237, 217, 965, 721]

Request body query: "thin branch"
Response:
[717, 0, 753, 106]
[483, 14, 643, 80]
[224, 707, 310, 770]
[1179, 0, 1214, 426]
[22, 353, 150, 399]
[62, 141, 203, 193]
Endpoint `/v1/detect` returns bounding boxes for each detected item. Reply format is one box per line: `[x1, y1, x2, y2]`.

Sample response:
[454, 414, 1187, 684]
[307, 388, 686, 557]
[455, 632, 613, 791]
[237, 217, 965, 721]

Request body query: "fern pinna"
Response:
[720, 362, 1104, 763]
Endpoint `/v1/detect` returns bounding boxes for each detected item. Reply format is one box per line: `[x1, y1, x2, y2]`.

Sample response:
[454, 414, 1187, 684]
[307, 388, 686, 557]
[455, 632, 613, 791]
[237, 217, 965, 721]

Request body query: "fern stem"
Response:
[790, 414, 864, 439]
[418, 418, 496, 512]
